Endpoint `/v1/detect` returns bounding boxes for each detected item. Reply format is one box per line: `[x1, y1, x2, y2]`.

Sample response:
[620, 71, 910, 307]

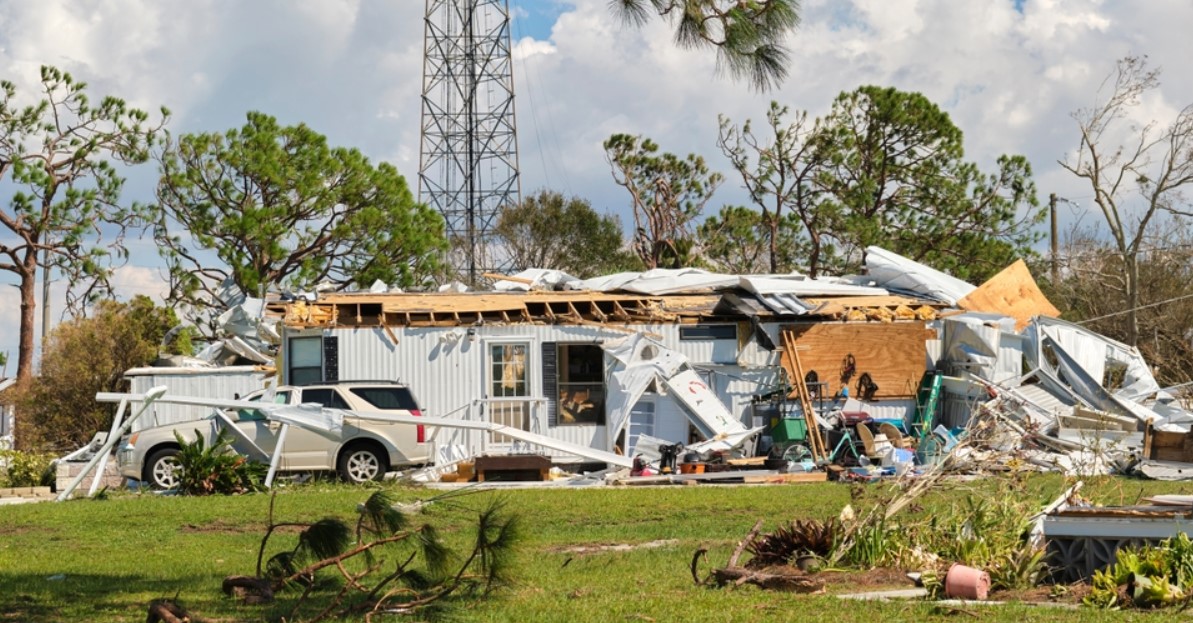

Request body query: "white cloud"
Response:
[3, 0, 1193, 368]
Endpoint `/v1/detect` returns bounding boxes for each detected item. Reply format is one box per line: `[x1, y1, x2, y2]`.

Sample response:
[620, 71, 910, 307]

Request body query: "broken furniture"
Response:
[878, 422, 914, 450]
[473, 454, 552, 482]
[853, 423, 886, 464]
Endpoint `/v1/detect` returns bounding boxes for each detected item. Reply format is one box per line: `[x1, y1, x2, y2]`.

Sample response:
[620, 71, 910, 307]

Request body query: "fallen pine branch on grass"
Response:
[690, 519, 825, 593]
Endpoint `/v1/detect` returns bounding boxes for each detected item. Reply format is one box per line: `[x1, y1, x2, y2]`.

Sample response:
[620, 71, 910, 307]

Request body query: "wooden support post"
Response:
[779, 331, 827, 463]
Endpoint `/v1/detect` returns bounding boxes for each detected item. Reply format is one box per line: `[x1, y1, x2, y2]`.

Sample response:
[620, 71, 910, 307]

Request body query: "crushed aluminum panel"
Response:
[1030, 316, 1162, 402]
[1043, 335, 1157, 426]
[996, 377, 1076, 429]
[863, 246, 976, 305]
[1138, 461, 1193, 481]
[753, 292, 816, 315]
[663, 369, 762, 453]
[1055, 428, 1143, 449]
[576, 268, 740, 295]
[603, 334, 687, 444]
[493, 269, 581, 291]
[941, 315, 1004, 379]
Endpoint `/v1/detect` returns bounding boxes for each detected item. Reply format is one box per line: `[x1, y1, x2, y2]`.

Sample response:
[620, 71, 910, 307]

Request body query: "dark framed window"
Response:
[679, 325, 737, 341]
[289, 336, 323, 386]
[555, 343, 605, 425]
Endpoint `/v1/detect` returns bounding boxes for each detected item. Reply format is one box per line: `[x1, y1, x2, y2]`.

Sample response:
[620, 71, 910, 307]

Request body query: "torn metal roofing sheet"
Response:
[864, 246, 976, 305]
[578, 268, 741, 295]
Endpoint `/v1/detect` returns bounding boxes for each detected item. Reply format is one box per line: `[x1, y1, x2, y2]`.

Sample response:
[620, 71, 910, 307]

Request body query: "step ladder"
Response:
[912, 370, 944, 440]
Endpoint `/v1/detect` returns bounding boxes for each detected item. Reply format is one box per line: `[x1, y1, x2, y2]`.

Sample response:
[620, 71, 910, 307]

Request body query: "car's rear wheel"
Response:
[144, 448, 182, 490]
[337, 443, 387, 483]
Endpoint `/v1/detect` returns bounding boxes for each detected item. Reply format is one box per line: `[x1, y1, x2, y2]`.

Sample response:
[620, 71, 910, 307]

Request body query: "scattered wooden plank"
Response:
[742, 472, 828, 484]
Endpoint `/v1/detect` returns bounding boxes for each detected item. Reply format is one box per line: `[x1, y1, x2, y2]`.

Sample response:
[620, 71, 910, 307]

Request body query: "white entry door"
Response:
[485, 341, 534, 447]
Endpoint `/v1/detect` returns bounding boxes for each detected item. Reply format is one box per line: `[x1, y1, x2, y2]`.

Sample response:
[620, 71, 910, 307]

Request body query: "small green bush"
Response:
[174, 429, 266, 495]
[1086, 533, 1193, 608]
[0, 449, 56, 488]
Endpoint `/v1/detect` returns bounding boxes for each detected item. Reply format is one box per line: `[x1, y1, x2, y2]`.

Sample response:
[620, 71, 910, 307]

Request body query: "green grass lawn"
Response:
[2, 474, 1192, 622]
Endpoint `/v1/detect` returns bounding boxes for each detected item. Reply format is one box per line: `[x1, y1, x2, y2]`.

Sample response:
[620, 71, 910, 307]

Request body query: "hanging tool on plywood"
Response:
[857, 372, 879, 402]
[840, 353, 856, 385]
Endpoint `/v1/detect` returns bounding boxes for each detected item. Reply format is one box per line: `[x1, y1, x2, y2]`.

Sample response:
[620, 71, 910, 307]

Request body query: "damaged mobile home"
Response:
[71, 246, 1188, 493]
[264, 250, 947, 469]
[250, 246, 1190, 480]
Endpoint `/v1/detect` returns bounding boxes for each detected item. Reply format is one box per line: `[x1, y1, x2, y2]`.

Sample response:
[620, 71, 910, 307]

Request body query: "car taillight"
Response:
[412, 409, 425, 443]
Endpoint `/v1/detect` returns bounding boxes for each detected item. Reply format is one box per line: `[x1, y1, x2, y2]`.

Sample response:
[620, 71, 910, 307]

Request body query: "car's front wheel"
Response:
[337, 443, 387, 483]
[143, 448, 182, 490]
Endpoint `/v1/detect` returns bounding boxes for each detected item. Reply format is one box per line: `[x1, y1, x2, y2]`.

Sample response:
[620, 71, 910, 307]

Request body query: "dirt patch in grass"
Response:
[990, 582, 1091, 606]
[548, 539, 679, 555]
[821, 567, 913, 591]
[0, 525, 54, 536]
[179, 520, 266, 534]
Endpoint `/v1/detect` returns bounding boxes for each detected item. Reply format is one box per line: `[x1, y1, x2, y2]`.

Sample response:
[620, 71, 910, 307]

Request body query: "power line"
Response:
[1077, 291, 1193, 325]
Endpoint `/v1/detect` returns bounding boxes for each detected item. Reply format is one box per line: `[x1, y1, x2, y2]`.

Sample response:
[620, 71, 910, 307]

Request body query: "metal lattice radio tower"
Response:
[419, 0, 521, 285]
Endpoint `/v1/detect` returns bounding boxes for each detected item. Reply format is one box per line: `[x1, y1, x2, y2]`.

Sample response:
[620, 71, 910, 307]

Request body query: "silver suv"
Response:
[117, 381, 430, 489]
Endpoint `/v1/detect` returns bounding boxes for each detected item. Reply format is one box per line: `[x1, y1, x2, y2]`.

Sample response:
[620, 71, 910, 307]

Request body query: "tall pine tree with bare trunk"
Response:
[0, 66, 167, 383]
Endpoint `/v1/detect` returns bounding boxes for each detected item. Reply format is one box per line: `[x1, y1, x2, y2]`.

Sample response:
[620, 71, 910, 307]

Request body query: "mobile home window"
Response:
[556, 343, 605, 425]
[289, 336, 323, 386]
[679, 325, 736, 341]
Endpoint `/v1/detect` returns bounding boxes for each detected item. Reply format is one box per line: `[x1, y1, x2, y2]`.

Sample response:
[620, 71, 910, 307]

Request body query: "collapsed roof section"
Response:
[267, 250, 950, 330]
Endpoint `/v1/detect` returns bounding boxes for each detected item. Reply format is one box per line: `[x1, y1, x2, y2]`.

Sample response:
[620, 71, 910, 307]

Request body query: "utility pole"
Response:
[1050, 193, 1058, 285]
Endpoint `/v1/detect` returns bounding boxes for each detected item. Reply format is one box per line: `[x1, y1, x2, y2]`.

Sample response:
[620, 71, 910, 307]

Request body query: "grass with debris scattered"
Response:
[1, 474, 1191, 622]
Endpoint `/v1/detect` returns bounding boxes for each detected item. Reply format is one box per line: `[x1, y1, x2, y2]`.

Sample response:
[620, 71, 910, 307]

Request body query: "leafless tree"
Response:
[1059, 56, 1193, 346]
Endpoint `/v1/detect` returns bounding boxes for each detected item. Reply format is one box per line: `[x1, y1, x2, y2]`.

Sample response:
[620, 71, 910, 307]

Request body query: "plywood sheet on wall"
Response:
[782, 322, 931, 399]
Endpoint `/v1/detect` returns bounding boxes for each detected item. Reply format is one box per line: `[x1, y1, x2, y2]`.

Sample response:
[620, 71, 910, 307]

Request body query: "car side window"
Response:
[237, 392, 268, 422]
[300, 388, 351, 410]
[349, 387, 418, 411]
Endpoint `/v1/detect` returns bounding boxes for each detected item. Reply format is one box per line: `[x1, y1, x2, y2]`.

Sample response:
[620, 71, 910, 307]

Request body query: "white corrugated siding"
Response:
[297, 323, 776, 461]
[126, 367, 273, 431]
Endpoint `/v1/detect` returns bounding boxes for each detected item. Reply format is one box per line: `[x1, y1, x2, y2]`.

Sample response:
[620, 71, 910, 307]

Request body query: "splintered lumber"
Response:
[782, 322, 930, 398]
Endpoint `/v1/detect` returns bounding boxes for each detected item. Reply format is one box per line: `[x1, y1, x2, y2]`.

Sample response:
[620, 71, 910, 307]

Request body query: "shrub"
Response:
[13, 296, 181, 451]
[0, 449, 56, 488]
[174, 429, 266, 495]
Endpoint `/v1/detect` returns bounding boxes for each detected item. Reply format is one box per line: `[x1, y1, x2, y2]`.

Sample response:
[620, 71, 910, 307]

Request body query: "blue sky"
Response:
[2, 0, 1193, 373]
